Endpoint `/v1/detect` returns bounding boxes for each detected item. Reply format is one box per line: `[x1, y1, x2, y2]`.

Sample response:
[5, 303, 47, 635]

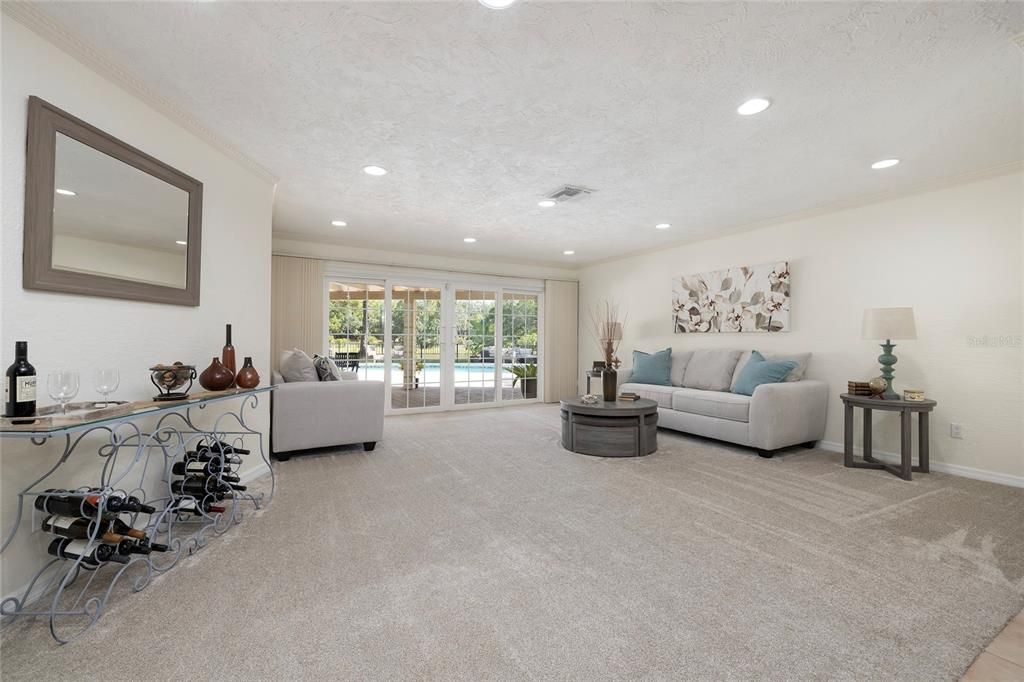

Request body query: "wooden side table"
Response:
[840, 393, 937, 481]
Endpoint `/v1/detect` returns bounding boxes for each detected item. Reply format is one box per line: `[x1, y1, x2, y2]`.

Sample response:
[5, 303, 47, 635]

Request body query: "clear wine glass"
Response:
[94, 368, 120, 407]
[47, 371, 80, 414]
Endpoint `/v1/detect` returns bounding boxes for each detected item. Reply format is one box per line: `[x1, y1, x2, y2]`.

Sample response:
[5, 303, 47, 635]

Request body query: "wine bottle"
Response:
[4, 341, 37, 419]
[35, 489, 103, 518]
[41, 515, 127, 543]
[172, 497, 226, 515]
[198, 438, 250, 455]
[106, 518, 151, 541]
[171, 459, 238, 477]
[184, 450, 242, 466]
[36, 489, 156, 518]
[222, 324, 236, 386]
[47, 537, 130, 566]
[85, 492, 156, 515]
[170, 479, 229, 500]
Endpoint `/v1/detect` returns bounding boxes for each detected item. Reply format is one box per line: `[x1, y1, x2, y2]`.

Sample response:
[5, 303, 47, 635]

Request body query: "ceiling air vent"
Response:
[545, 185, 596, 203]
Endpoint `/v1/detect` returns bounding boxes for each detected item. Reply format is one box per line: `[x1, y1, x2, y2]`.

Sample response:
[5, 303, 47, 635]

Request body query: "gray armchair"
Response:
[271, 372, 385, 460]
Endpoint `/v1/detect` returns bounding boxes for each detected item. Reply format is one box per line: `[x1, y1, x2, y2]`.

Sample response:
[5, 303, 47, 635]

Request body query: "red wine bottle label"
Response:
[48, 515, 78, 530]
[63, 539, 89, 556]
[16, 376, 36, 402]
[184, 461, 207, 474]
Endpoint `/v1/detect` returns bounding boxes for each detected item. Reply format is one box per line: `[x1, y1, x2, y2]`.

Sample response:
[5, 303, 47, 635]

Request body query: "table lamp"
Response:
[861, 307, 917, 400]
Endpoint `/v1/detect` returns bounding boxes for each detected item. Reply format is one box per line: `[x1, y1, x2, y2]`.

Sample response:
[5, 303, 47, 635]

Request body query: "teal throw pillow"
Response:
[630, 348, 673, 386]
[733, 351, 798, 396]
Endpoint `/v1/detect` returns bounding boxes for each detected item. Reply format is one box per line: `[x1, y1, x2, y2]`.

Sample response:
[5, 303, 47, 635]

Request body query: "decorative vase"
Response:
[602, 368, 617, 402]
[235, 356, 261, 389]
[222, 324, 236, 387]
[199, 357, 234, 391]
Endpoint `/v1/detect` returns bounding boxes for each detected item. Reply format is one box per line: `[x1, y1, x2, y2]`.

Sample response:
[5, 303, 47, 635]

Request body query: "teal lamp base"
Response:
[877, 340, 900, 400]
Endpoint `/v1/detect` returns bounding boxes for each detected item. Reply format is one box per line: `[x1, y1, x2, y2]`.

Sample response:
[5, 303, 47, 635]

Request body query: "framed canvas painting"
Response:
[673, 261, 790, 333]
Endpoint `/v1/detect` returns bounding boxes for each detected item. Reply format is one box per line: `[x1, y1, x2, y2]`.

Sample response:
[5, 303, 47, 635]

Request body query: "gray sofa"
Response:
[620, 349, 828, 457]
[271, 370, 385, 460]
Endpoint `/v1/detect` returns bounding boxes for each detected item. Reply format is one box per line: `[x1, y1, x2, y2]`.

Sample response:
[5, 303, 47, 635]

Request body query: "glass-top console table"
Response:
[0, 386, 274, 643]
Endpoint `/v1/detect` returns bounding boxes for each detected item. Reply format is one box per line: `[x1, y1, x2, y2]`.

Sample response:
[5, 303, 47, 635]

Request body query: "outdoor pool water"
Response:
[356, 362, 517, 386]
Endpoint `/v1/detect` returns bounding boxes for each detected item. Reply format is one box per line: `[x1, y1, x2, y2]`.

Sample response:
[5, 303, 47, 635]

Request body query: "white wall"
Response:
[578, 171, 1023, 482]
[0, 19, 275, 594]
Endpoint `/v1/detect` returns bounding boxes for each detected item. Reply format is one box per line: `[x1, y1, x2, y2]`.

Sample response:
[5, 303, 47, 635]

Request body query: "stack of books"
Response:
[847, 381, 873, 396]
[618, 391, 639, 401]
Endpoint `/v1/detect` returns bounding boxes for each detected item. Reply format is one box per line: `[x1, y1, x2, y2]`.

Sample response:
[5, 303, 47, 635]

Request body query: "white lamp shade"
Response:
[862, 307, 917, 341]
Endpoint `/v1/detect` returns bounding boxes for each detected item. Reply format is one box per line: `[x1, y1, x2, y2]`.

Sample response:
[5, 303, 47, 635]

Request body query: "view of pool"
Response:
[353, 362, 520, 386]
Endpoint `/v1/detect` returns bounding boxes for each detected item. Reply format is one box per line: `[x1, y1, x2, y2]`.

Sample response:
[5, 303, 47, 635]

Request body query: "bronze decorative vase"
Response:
[198, 357, 234, 391]
[602, 368, 618, 402]
[222, 323, 237, 387]
[235, 357, 261, 389]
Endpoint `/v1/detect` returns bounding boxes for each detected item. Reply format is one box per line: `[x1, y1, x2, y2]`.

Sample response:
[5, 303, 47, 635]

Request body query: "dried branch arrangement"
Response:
[588, 301, 626, 370]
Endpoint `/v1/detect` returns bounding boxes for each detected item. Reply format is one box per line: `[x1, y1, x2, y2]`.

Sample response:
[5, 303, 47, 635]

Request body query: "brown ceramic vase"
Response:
[198, 357, 234, 391]
[235, 357, 261, 389]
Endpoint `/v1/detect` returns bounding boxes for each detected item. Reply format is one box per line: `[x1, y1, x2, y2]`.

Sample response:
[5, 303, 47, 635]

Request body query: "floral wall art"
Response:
[673, 261, 790, 333]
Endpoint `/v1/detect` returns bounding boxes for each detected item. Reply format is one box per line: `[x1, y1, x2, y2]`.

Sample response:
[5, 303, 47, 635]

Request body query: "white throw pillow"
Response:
[279, 349, 318, 382]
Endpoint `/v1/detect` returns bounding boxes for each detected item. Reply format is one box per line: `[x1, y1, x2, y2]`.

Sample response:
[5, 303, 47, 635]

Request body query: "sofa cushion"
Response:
[313, 355, 343, 381]
[730, 351, 812, 390]
[671, 388, 751, 422]
[279, 349, 318, 383]
[682, 349, 743, 391]
[630, 348, 672, 386]
[670, 350, 694, 386]
[619, 382, 677, 409]
[732, 351, 798, 396]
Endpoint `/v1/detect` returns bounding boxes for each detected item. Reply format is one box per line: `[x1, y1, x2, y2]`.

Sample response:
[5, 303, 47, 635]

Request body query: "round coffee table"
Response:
[560, 397, 659, 457]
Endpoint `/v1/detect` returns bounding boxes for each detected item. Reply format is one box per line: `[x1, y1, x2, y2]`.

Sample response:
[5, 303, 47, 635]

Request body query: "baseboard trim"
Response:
[239, 461, 272, 485]
[816, 440, 1024, 489]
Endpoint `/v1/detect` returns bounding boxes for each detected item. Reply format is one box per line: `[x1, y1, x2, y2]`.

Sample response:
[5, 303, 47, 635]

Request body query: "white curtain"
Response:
[542, 279, 579, 402]
[271, 256, 324, 370]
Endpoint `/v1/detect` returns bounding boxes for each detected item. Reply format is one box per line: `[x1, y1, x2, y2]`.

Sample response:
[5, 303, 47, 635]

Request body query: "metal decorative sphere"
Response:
[867, 377, 887, 396]
[581, 394, 600, 405]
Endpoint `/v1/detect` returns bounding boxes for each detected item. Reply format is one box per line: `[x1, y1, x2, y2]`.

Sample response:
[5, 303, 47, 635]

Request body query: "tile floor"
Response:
[963, 609, 1024, 680]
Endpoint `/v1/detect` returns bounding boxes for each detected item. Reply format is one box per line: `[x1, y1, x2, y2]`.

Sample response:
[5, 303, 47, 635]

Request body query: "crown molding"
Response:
[581, 160, 1024, 270]
[2, 2, 278, 186]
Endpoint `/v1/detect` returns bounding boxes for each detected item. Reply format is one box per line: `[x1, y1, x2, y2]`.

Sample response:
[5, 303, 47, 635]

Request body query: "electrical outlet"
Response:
[950, 423, 964, 439]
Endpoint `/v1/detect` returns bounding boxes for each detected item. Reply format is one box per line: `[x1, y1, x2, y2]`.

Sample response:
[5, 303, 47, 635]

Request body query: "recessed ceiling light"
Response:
[538, 200, 556, 208]
[331, 220, 347, 227]
[55, 188, 76, 196]
[737, 98, 771, 116]
[175, 240, 187, 246]
[871, 158, 900, 170]
[362, 165, 388, 176]
[463, 237, 477, 243]
[479, 0, 517, 9]
[655, 223, 671, 230]
[563, 250, 575, 255]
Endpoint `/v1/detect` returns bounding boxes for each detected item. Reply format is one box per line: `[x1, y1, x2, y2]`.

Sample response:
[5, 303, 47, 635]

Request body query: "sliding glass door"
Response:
[453, 289, 498, 405]
[390, 285, 442, 410]
[326, 276, 542, 413]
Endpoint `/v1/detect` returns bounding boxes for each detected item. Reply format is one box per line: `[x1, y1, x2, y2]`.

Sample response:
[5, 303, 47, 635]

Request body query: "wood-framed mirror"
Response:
[23, 96, 203, 306]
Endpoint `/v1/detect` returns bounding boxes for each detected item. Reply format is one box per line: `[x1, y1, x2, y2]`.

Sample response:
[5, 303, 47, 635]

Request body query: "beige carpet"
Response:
[2, 404, 1023, 680]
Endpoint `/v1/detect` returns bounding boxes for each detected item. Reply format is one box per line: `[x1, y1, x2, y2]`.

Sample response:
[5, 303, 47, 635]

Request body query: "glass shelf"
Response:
[0, 386, 273, 438]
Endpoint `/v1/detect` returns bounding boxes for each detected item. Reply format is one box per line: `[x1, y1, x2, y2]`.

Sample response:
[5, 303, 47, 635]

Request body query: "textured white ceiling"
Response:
[29, 1, 1024, 267]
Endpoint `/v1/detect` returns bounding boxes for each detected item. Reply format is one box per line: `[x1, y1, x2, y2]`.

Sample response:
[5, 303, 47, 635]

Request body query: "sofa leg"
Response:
[273, 452, 291, 462]
[756, 449, 774, 459]
[363, 441, 377, 452]
[801, 441, 817, 449]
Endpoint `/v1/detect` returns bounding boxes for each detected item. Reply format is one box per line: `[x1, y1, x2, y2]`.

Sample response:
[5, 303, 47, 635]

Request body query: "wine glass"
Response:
[94, 368, 120, 407]
[47, 371, 80, 414]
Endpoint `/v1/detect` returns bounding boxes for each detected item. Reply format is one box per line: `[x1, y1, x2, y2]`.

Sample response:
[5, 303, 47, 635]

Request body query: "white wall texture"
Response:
[0, 19, 275, 594]
[578, 171, 1023, 483]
